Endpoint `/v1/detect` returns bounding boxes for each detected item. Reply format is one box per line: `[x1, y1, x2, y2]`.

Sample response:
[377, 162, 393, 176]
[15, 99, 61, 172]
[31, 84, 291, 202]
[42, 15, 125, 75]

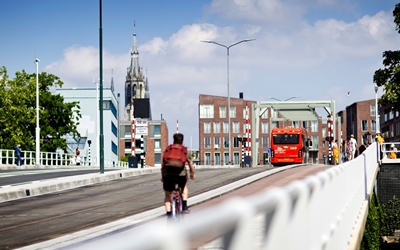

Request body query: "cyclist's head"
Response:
[173, 133, 184, 144]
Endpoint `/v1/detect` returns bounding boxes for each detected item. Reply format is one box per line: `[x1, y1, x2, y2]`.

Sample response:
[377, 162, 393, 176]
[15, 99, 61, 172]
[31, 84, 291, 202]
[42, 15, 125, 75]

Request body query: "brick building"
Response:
[344, 99, 377, 146]
[119, 119, 169, 167]
[199, 94, 332, 165]
[199, 95, 379, 165]
[379, 104, 400, 142]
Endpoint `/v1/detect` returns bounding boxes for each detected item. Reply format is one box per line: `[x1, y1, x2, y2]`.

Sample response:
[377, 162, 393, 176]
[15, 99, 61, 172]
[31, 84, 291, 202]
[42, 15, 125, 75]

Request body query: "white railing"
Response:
[0, 149, 128, 168]
[120, 142, 380, 250]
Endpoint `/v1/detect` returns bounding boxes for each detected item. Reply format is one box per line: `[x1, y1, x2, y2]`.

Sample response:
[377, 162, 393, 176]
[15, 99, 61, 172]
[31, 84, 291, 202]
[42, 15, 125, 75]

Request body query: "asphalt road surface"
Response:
[0, 167, 276, 249]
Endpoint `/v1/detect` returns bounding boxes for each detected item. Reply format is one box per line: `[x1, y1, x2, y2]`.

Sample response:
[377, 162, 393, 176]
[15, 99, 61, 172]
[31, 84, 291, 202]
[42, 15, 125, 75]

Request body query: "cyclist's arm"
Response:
[187, 161, 195, 180]
[161, 163, 165, 182]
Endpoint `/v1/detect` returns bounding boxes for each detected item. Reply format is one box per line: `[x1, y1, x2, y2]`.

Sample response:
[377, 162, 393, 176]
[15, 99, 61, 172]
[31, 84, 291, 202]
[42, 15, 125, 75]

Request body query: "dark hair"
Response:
[173, 133, 184, 144]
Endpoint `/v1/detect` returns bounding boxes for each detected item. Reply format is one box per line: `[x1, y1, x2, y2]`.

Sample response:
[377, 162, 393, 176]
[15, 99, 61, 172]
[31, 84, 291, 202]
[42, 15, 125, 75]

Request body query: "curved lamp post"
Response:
[201, 39, 256, 165]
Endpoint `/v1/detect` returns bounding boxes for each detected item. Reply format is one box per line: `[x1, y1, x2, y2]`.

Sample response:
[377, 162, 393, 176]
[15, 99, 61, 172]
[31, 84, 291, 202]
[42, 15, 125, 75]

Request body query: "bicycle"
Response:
[170, 182, 184, 222]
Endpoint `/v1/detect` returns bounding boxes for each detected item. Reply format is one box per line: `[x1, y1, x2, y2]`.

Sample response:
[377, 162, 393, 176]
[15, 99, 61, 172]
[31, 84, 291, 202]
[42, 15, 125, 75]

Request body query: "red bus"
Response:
[270, 127, 308, 165]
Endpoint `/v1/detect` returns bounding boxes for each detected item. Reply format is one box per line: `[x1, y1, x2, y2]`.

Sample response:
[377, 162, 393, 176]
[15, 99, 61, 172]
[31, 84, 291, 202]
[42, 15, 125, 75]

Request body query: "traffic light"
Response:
[325, 136, 334, 142]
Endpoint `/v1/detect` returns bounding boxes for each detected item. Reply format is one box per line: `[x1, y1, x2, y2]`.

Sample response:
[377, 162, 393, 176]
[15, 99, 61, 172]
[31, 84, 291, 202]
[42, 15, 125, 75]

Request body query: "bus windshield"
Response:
[273, 134, 299, 145]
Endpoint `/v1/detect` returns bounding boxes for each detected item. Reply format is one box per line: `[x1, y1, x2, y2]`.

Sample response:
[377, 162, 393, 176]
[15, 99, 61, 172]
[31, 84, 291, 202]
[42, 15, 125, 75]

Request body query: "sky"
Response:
[1, 0, 399, 149]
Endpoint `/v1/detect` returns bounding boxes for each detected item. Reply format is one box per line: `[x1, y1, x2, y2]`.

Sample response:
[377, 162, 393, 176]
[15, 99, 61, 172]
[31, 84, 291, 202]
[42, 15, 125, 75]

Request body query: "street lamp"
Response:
[35, 58, 40, 166]
[268, 96, 300, 127]
[93, 77, 100, 166]
[201, 38, 256, 164]
[268, 96, 300, 102]
[375, 84, 379, 133]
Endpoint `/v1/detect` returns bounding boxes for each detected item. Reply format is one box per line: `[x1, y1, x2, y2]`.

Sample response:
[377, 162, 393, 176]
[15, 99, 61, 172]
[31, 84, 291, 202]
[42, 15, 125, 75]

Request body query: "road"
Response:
[0, 167, 276, 249]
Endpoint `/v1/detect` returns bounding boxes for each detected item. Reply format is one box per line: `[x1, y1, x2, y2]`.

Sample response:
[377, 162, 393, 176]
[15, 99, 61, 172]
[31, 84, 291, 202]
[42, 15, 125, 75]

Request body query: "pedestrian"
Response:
[390, 144, 397, 159]
[359, 141, 367, 155]
[350, 134, 357, 159]
[376, 132, 384, 160]
[341, 140, 347, 162]
[15, 144, 22, 166]
[346, 136, 354, 161]
[75, 147, 81, 166]
[332, 139, 339, 165]
[304, 138, 312, 164]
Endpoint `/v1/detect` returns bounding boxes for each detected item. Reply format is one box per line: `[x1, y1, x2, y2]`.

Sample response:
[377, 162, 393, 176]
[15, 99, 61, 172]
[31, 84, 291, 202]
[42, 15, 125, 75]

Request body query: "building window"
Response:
[229, 107, 236, 118]
[390, 111, 394, 120]
[204, 122, 211, 134]
[213, 122, 220, 133]
[322, 127, 326, 138]
[272, 121, 279, 128]
[261, 108, 268, 119]
[262, 137, 269, 148]
[233, 137, 240, 148]
[243, 107, 246, 119]
[111, 141, 118, 155]
[361, 120, 368, 131]
[233, 122, 240, 133]
[371, 120, 376, 132]
[214, 137, 220, 149]
[214, 152, 221, 165]
[302, 121, 308, 130]
[111, 121, 118, 136]
[311, 136, 318, 149]
[103, 100, 117, 119]
[224, 137, 229, 148]
[154, 153, 161, 164]
[135, 139, 142, 149]
[234, 152, 240, 165]
[370, 104, 376, 117]
[224, 152, 229, 165]
[219, 107, 226, 118]
[124, 139, 131, 149]
[199, 105, 214, 118]
[292, 121, 299, 128]
[311, 121, 318, 132]
[271, 109, 277, 118]
[262, 122, 268, 134]
[154, 139, 161, 149]
[204, 137, 211, 149]
[205, 153, 211, 165]
[223, 122, 229, 133]
[150, 124, 161, 137]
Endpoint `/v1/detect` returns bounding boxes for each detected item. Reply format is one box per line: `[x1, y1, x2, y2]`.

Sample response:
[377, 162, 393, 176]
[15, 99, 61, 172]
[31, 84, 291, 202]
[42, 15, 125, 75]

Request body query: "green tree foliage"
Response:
[0, 66, 81, 152]
[374, 3, 400, 110]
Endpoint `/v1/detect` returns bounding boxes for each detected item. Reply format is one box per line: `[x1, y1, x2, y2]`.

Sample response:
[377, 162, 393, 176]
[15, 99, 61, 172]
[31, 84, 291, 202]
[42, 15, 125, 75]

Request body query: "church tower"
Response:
[124, 24, 147, 121]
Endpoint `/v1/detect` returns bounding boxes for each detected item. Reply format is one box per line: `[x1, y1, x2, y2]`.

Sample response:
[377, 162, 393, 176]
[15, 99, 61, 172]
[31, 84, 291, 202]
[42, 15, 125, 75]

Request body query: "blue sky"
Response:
[1, 0, 399, 149]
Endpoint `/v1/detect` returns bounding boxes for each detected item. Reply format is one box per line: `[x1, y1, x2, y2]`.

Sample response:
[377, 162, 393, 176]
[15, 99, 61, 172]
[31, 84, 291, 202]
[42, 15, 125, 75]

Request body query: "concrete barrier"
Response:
[0, 167, 162, 203]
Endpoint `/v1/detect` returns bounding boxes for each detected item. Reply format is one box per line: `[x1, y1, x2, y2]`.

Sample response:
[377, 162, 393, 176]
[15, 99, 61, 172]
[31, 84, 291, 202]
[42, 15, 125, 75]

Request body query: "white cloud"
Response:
[43, 1, 399, 148]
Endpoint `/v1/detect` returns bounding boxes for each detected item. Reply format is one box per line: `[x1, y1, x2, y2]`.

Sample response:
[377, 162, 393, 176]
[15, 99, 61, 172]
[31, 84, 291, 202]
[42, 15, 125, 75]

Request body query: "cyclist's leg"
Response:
[178, 176, 189, 212]
[163, 175, 175, 217]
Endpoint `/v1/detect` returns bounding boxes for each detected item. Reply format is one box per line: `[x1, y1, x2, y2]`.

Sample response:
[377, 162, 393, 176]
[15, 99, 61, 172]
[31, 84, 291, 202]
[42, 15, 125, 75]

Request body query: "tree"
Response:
[0, 66, 81, 152]
[373, 3, 400, 111]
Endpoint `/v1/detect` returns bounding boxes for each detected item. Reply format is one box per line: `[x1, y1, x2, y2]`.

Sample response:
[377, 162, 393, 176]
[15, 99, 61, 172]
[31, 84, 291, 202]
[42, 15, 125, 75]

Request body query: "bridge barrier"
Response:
[0, 149, 128, 168]
[118, 142, 379, 250]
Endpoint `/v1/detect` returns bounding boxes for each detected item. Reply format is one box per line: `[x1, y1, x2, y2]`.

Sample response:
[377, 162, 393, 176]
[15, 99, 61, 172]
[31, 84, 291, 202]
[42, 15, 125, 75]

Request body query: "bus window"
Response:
[273, 134, 299, 144]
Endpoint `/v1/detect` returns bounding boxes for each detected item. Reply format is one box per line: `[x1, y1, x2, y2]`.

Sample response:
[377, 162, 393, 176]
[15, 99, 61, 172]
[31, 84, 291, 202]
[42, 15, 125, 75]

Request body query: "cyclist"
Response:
[161, 133, 195, 217]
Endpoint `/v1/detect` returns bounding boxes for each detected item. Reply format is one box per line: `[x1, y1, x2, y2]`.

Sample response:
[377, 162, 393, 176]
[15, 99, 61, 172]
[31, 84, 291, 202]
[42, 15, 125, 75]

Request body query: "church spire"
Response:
[130, 21, 140, 76]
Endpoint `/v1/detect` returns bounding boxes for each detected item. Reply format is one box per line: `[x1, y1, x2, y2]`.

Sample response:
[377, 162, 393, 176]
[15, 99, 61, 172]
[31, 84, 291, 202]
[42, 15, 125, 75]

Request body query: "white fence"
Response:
[121, 142, 379, 250]
[0, 149, 128, 168]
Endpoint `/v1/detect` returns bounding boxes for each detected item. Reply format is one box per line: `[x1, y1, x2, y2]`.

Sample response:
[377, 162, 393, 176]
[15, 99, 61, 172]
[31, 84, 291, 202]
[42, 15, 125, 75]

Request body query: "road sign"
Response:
[135, 119, 148, 127]
[136, 126, 148, 135]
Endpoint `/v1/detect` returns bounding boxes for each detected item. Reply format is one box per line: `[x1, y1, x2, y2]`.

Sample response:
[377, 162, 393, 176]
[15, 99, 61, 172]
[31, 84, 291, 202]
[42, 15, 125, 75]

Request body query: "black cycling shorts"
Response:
[163, 175, 187, 192]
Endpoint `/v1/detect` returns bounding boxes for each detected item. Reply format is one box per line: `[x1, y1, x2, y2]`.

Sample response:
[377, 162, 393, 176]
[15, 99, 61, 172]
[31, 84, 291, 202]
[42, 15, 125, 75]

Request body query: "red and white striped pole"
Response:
[131, 102, 135, 157]
[245, 102, 249, 156]
[327, 116, 332, 164]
